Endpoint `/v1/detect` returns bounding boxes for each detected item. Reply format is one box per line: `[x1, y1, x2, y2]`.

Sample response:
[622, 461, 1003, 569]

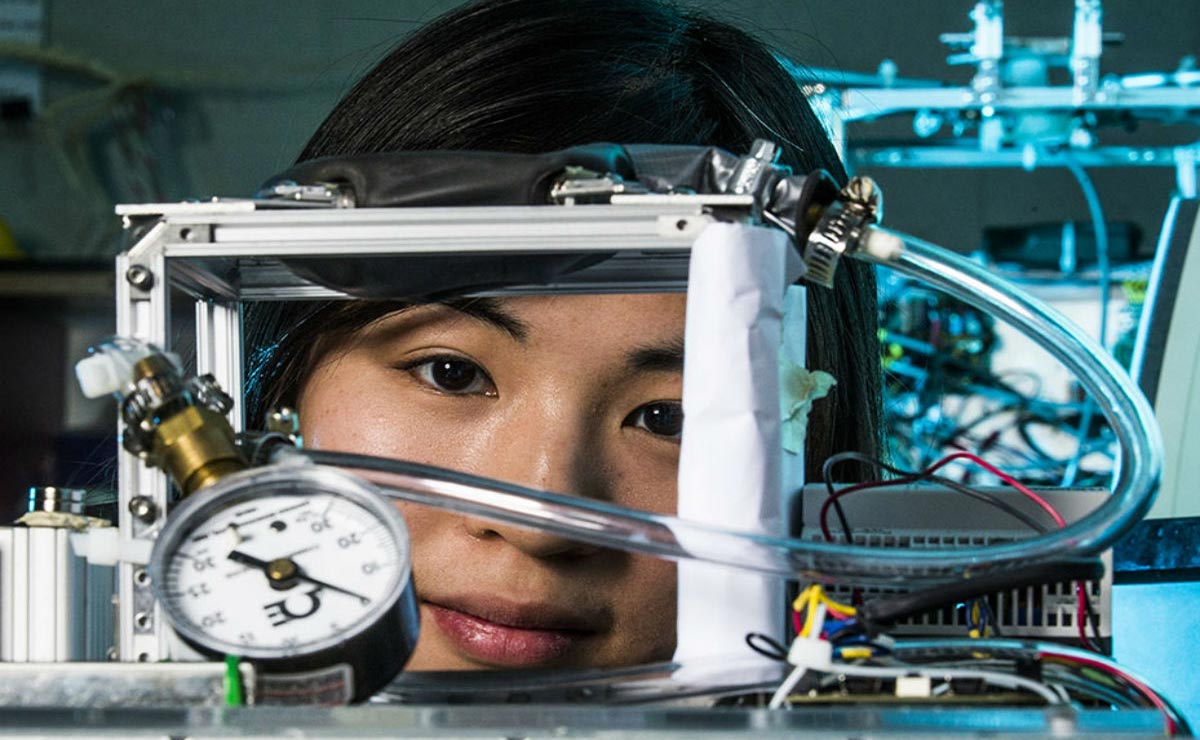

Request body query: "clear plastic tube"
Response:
[860, 227, 1161, 554]
[298, 226, 1160, 585]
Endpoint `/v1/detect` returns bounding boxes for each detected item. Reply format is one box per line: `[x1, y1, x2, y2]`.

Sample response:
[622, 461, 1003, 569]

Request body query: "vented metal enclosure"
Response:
[799, 485, 1112, 644]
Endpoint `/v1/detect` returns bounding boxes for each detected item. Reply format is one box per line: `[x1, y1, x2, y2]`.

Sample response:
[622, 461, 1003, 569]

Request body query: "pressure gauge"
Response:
[148, 464, 419, 704]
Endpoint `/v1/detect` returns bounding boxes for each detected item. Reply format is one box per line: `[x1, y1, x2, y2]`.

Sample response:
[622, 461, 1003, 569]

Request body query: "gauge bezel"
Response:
[148, 463, 413, 661]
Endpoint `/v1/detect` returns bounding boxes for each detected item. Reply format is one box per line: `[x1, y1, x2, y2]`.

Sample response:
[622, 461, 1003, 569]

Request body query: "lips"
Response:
[423, 595, 601, 667]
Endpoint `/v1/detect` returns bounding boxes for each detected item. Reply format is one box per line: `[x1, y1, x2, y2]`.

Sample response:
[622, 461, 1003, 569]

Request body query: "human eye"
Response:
[399, 354, 497, 397]
[623, 401, 684, 441]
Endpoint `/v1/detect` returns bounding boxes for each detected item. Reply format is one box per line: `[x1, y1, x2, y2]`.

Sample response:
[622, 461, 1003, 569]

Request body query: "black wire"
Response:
[745, 632, 788, 662]
[979, 597, 1003, 637]
[820, 456, 857, 544]
[857, 559, 1106, 629]
[939, 402, 1022, 445]
[1078, 585, 1106, 653]
[1015, 415, 1074, 467]
[822, 451, 1056, 534]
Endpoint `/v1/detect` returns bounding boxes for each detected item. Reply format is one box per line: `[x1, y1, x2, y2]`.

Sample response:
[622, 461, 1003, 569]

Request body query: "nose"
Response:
[460, 403, 607, 559]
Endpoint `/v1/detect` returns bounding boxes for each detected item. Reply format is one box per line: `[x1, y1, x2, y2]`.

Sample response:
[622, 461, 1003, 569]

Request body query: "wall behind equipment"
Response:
[1, 0, 1197, 260]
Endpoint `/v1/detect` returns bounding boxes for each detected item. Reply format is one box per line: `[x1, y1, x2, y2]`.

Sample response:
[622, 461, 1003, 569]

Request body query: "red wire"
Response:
[922, 451, 1066, 527]
[925, 453, 1099, 647]
[1041, 651, 1178, 736]
[818, 474, 923, 542]
[927, 452, 1102, 647]
[820, 451, 1099, 649]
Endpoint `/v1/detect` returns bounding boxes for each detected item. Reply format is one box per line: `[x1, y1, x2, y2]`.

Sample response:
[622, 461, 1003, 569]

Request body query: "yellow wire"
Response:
[791, 585, 816, 613]
[793, 585, 857, 615]
[794, 585, 857, 616]
[815, 590, 857, 616]
[793, 585, 858, 638]
[801, 587, 821, 637]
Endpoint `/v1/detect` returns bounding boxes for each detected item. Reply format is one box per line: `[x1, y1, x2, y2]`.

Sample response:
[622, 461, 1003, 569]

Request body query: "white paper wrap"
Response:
[673, 222, 804, 667]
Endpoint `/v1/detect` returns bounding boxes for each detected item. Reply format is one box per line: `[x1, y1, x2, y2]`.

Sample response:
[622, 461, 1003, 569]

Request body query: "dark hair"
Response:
[245, 0, 881, 481]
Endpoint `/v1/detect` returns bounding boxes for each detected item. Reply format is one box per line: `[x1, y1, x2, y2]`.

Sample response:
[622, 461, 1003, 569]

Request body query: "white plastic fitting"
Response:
[75, 353, 128, 399]
[69, 528, 153, 566]
[860, 226, 905, 262]
[786, 637, 834, 673]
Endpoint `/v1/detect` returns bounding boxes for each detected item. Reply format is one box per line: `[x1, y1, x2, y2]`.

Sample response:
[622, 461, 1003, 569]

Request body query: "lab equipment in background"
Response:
[804, 0, 1200, 192]
[796, 0, 1197, 507]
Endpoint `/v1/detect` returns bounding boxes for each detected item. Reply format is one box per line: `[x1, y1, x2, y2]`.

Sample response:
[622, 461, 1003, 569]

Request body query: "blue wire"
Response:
[1060, 154, 1111, 488]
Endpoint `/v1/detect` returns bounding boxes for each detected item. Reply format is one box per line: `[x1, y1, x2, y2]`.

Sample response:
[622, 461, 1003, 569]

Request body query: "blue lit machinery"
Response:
[798, 0, 1199, 195]
[792, 0, 1200, 511]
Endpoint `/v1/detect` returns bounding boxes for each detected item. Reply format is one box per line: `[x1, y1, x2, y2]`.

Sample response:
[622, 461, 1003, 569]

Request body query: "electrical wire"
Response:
[923, 451, 1066, 527]
[819, 450, 1103, 651]
[1061, 155, 1112, 352]
[769, 664, 809, 709]
[745, 632, 789, 662]
[1060, 154, 1111, 488]
[835, 663, 1063, 705]
[1041, 650, 1184, 736]
[820, 451, 1054, 539]
[769, 659, 1065, 709]
[882, 638, 1184, 731]
[792, 585, 857, 641]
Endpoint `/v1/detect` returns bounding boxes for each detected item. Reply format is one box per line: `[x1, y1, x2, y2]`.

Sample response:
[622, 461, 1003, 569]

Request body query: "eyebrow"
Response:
[439, 297, 531, 342]
[626, 336, 685, 373]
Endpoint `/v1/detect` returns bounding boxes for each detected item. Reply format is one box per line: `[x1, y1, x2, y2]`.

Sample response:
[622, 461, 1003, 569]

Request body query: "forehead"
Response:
[494, 294, 686, 337]
[337, 293, 688, 372]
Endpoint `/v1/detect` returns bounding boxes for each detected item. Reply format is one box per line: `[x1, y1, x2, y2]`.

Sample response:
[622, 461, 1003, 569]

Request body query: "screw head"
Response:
[127, 495, 158, 523]
[267, 407, 300, 436]
[125, 265, 155, 290]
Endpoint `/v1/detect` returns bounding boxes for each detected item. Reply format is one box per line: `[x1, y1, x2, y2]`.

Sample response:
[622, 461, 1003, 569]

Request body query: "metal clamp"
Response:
[727, 140, 784, 200]
[550, 169, 649, 204]
[260, 182, 357, 208]
[803, 176, 884, 288]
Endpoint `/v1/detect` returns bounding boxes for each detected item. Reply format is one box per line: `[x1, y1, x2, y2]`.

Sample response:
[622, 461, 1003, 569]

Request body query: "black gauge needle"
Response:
[227, 550, 371, 605]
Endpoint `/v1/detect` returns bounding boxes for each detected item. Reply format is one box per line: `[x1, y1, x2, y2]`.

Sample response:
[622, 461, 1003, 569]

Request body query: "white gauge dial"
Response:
[161, 492, 401, 654]
[149, 465, 417, 671]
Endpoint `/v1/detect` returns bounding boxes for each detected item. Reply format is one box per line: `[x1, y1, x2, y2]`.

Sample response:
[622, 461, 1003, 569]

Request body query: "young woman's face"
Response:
[296, 293, 685, 670]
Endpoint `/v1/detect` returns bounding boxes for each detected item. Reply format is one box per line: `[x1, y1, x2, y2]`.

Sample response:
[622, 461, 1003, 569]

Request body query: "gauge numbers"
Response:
[160, 491, 403, 657]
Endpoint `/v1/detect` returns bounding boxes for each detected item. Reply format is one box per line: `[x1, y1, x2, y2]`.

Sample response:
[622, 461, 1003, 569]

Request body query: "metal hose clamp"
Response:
[803, 176, 884, 288]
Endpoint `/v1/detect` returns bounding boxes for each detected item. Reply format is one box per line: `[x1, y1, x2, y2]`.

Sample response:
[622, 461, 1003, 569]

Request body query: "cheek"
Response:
[393, 502, 456, 586]
[606, 556, 677, 664]
[607, 445, 679, 516]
